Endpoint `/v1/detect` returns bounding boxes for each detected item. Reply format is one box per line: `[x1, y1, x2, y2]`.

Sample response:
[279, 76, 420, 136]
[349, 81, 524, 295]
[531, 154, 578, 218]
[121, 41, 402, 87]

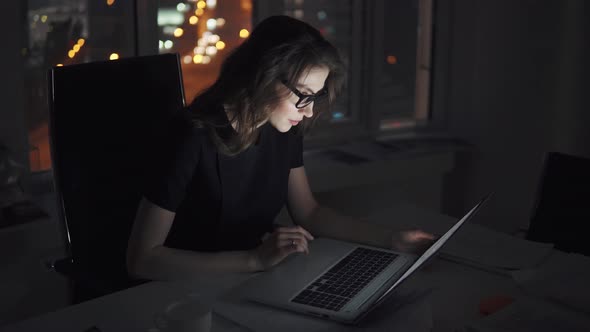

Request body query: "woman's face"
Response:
[268, 66, 330, 133]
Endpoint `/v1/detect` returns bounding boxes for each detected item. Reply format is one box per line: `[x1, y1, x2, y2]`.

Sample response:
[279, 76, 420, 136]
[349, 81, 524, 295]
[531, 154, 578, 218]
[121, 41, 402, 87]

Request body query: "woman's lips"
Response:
[289, 120, 300, 126]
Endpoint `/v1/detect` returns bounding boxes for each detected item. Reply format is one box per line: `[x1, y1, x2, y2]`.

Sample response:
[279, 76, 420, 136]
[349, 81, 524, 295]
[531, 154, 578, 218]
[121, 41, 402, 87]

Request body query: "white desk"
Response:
[0, 257, 527, 332]
[0, 204, 578, 332]
[0, 274, 250, 332]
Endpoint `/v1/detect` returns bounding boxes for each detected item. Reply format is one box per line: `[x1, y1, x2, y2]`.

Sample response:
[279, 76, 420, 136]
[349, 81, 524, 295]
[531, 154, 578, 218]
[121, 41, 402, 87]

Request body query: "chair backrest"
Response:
[48, 54, 185, 296]
[527, 151, 590, 256]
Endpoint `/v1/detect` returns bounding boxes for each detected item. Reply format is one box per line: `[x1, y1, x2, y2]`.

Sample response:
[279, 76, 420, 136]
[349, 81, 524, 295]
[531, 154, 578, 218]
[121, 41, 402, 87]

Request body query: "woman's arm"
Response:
[126, 197, 313, 280]
[126, 197, 259, 281]
[286, 167, 434, 251]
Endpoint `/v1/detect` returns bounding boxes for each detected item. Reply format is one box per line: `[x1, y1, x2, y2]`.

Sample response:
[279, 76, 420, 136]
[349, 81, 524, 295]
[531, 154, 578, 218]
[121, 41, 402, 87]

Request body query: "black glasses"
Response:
[281, 80, 328, 109]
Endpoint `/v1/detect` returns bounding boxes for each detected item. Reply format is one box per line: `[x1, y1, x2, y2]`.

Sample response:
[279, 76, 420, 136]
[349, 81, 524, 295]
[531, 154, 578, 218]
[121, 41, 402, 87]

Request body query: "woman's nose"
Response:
[300, 103, 314, 118]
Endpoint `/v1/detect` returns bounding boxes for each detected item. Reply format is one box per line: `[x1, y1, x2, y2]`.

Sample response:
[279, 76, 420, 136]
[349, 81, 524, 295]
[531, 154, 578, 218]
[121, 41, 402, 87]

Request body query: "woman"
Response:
[126, 15, 433, 281]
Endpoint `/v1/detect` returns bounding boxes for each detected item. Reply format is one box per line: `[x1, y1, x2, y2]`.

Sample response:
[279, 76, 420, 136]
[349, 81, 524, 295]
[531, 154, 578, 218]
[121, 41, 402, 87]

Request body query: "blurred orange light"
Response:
[107, 0, 115, 6]
[189, 16, 199, 25]
[56, 64, 64, 67]
[73, 44, 81, 52]
[68, 50, 75, 58]
[241, 0, 252, 11]
[109, 53, 120, 60]
[215, 41, 226, 50]
[193, 54, 204, 64]
[77, 38, 85, 46]
[197, 1, 206, 9]
[386, 55, 398, 64]
[239, 29, 249, 38]
[195, 8, 204, 16]
[174, 28, 184, 37]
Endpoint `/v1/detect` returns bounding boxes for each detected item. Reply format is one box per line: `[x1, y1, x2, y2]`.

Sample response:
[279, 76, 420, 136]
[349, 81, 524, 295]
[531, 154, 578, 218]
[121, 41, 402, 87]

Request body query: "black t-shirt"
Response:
[143, 109, 303, 252]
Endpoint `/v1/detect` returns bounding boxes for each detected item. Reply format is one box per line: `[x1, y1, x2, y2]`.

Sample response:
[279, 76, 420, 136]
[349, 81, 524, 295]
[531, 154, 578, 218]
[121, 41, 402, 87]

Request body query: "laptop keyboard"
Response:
[291, 247, 398, 312]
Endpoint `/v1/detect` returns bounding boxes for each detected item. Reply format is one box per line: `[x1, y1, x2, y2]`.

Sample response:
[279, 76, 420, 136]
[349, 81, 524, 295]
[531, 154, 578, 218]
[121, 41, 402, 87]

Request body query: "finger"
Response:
[278, 237, 308, 253]
[286, 237, 309, 254]
[416, 231, 436, 240]
[295, 225, 314, 240]
[279, 240, 305, 256]
[275, 226, 314, 240]
[276, 232, 307, 244]
[406, 230, 436, 241]
[296, 240, 308, 254]
[277, 237, 300, 247]
[274, 226, 304, 234]
[297, 237, 309, 254]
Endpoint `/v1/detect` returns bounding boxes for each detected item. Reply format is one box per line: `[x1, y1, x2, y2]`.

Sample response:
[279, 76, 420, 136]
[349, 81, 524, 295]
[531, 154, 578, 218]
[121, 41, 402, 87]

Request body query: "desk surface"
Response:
[0, 253, 527, 332]
[0, 204, 575, 332]
[0, 274, 249, 332]
[6, 251, 588, 332]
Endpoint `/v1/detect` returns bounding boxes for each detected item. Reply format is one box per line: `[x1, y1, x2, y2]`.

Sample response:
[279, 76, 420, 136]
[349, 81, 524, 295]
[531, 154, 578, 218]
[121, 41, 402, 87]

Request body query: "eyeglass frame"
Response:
[281, 80, 328, 109]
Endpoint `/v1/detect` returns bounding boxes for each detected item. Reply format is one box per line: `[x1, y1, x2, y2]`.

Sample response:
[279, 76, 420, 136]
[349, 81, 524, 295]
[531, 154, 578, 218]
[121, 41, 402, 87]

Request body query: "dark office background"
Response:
[0, 0, 589, 325]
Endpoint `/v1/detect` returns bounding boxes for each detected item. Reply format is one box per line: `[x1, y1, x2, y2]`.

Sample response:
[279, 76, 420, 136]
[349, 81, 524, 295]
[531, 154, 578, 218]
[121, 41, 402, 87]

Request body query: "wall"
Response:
[550, 0, 590, 156]
[0, 2, 29, 177]
[441, 0, 590, 232]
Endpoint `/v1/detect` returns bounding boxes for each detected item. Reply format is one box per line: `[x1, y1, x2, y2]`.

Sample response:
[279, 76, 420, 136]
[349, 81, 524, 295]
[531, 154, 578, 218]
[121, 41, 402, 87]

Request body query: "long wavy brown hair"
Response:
[186, 15, 346, 155]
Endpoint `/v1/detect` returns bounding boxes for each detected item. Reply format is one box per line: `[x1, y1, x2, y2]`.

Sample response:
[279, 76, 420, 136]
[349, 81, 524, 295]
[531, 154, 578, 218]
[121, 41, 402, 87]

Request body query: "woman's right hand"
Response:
[250, 225, 314, 271]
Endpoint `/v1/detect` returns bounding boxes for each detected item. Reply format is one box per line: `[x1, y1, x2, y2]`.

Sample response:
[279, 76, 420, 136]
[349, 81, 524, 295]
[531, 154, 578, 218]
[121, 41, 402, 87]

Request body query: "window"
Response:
[283, 0, 355, 125]
[157, 0, 253, 103]
[377, 0, 433, 131]
[20, 0, 437, 172]
[157, 0, 436, 144]
[258, 0, 436, 145]
[24, 0, 136, 171]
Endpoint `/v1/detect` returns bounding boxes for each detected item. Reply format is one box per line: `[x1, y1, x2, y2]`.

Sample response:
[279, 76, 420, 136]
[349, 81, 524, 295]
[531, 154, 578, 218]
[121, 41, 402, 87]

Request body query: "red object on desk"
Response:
[479, 295, 514, 315]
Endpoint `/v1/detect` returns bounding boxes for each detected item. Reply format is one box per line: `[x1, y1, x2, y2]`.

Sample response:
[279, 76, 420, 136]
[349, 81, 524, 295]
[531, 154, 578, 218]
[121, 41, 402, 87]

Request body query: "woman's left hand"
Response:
[391, 229, 436, 254]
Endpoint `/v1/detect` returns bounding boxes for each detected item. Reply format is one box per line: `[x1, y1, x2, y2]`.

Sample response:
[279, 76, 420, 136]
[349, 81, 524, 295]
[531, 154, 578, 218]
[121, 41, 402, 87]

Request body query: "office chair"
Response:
[527, 151, 590, 256]
[48, 53, 186, 303]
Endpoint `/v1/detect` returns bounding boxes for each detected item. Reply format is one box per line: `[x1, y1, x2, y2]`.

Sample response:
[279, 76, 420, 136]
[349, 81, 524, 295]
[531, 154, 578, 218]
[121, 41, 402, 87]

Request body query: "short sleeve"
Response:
[142, 122, 203, 212]
[289, 131, 304, 168]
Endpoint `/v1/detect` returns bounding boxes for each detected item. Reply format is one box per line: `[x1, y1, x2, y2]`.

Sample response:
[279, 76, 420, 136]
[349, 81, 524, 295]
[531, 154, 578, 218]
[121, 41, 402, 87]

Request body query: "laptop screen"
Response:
[372, 194, 491, 306]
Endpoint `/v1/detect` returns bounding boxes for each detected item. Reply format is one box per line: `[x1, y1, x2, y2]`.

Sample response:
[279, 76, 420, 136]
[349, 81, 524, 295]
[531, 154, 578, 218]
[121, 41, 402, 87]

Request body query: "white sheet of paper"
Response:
[442, 223, 554, 270]
[364, 203, 554, 270]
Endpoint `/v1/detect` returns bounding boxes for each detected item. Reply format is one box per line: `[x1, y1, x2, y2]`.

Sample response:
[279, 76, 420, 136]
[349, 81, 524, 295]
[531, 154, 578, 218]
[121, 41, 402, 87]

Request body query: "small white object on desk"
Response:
[154, 293, 212, 332]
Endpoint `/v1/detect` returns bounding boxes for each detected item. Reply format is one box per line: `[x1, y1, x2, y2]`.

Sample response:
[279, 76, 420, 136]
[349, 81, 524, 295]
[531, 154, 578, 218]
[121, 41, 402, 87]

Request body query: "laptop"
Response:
[236, 194, 491, 324]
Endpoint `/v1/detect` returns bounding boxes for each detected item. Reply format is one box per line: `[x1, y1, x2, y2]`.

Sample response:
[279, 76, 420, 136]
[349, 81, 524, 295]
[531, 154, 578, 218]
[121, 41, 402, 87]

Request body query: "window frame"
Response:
[142, 0, 451, 146]
[136, 0, 159, 56]
[375, 0, 452, 141]
[255, 0, 447, 147]
[301, 0, 370, 148]
[10, 0, 453, 177]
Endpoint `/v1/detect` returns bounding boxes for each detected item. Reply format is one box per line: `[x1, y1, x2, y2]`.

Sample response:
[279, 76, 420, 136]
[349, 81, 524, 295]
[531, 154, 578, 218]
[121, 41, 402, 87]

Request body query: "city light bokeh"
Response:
[157, 0, 252, 103]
